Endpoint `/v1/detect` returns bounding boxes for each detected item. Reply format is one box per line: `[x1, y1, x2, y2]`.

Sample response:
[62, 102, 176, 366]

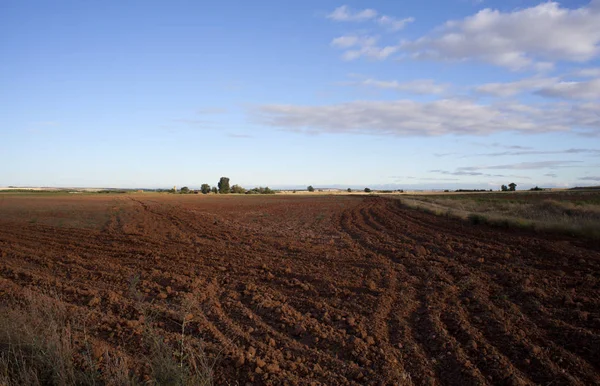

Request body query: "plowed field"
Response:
[1, 194, 599, 385]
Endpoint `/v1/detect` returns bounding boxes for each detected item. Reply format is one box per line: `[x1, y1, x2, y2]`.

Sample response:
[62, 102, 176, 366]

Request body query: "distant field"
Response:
[399, 189, 600, 239]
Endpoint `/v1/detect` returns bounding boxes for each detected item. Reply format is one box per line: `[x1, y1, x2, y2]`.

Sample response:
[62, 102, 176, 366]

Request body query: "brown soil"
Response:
[1, 194, 599, 385]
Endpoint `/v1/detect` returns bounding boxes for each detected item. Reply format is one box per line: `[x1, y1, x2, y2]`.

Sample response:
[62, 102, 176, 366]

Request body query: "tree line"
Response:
[175, 177, 275, 195]
[174, 180, 526, 195]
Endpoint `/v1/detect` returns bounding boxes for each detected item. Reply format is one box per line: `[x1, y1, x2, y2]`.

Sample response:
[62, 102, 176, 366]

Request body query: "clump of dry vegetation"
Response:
[0, 292, 100, 385]
[0, 290, 214, 386]
[399, 191, 600, 239]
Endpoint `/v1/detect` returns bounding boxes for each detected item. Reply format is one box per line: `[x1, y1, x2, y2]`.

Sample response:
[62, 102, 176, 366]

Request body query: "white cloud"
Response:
[331, 35, 358, 48]
[331, 35, 399, 60]
[377, 15, 415, 31]
[327, 5, 377, 22]
[254, 99, 600, 137]
[327, 5, 414, 31]
[345, 77, 449, 95]
[475, 77, 558, 97]
[457, 161, 582, 170]
[572, 67, 600, 77]
[429, 168, 532, 179]
[400, 1, 600, 70]
[472, 148, 600, 157]
[331, 35, 377, 49]
[536, 78, 600, 100]
[475, 76, 600, 99]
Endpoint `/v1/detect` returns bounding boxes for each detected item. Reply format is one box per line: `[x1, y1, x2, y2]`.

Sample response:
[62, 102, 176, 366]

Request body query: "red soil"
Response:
[0, 194, 599, 385]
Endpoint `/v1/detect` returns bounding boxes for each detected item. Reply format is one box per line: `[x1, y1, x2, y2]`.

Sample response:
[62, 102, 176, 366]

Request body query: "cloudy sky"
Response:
[1, 0, 599, 189]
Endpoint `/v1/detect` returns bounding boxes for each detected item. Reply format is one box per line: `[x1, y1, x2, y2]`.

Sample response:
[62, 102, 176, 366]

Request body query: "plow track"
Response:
[0, 195, 599, 385]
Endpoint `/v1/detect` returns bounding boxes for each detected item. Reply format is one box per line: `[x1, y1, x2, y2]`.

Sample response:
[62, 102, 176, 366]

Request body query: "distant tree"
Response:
[218, 177, 230, 194]
[307, 185, 315, 192]
[245, 186, 274, 195]
[364, 187, 372, 193]
[347, 188, 352, 192]
[200, 184, 211, 194]
[230, 184, 246, 194]
[180, 186, 190, 194]
[509, 182, 517, 191]
[211, 187, 218, 194]
[530, 186, 543, 191]
[501, 185, 508, 191]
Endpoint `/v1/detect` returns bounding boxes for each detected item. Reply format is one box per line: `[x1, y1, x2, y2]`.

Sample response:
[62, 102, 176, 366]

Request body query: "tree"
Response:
[307, 185, 315, 192]
[245, 186, 274, 195]
[364, 187, 372, 193]
[231, 184, 246, 194]
[200, 184, 211, 194]
[180, 186, 190, 194]
[211, 187, 218, 194]
[501, 185, 508, 191]
[218, 177, 230, 194]
[347, 188, 352, 192]
[509, 182, 517, 191]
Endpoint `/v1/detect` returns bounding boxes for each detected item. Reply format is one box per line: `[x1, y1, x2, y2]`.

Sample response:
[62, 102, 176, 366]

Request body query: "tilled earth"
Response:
[0, 194, 599, 385]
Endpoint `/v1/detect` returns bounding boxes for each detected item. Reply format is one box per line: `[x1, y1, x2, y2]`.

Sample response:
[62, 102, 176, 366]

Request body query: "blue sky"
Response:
[2, 0, 599, 189]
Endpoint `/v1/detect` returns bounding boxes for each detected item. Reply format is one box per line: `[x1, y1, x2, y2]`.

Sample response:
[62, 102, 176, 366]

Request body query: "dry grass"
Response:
[144, 319, 214, 386]
[128, 273, 217, 386]
[399, 193, 600, 239]
[0, 292, 98, 386]
[0, 289, 214, 386]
